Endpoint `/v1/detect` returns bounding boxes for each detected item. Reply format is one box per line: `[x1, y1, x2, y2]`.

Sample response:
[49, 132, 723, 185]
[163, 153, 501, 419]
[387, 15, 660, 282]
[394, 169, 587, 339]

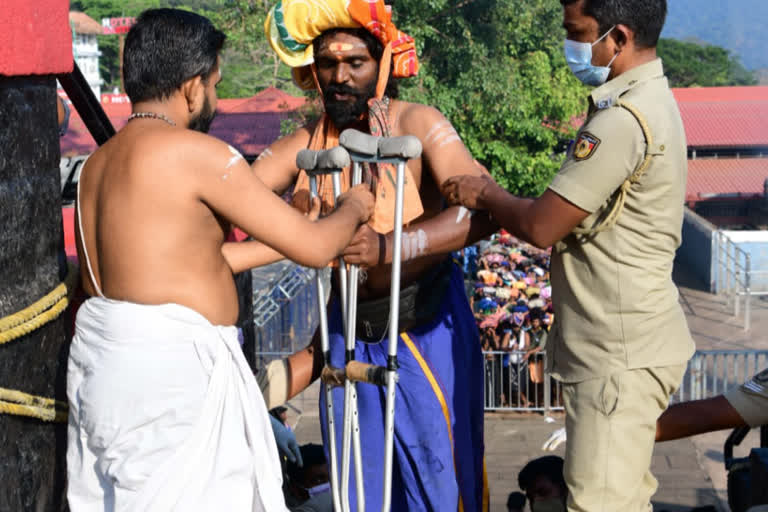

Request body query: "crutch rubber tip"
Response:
[321, 366, 347, 387]
[378, 135, 423, 160]
[346, 361, 388, 386]
[340, 128, 379, 157]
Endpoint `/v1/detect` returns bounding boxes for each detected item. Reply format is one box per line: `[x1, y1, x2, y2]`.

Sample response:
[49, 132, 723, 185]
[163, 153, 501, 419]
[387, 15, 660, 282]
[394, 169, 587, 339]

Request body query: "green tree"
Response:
[658, 38, 757, 88]
[394, 0, 585, 195]
[74, 0, 586, 196]
[201, 0, 302, 98]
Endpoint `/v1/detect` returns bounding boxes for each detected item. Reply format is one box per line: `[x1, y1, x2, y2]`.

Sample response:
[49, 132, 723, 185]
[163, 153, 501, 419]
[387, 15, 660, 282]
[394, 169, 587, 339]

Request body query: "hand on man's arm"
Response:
[442, 175, 589, 249]
[342, 208, 497, 268]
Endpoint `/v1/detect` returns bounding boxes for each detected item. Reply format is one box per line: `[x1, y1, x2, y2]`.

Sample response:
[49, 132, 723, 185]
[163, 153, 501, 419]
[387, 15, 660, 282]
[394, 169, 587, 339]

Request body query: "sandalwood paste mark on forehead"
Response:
[317, 40, 368, 55]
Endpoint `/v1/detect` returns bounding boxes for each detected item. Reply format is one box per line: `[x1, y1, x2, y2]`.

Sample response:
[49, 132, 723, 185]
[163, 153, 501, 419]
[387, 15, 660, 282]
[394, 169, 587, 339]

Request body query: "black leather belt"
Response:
[338, 259, 454, 344]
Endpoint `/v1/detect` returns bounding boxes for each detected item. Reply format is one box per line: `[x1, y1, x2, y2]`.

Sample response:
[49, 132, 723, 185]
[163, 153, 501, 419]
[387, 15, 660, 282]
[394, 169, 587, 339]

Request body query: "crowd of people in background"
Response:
[457, 230, 555, 408]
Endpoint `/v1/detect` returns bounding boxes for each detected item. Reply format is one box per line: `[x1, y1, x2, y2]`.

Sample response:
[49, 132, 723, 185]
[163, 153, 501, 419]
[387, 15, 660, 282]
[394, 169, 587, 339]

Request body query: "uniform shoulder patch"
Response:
[743, 367, 768, 395]
[572, 132, 601, 161]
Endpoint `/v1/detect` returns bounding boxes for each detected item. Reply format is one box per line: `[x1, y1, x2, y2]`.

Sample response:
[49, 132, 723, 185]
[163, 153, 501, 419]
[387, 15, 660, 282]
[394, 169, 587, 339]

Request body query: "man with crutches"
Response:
[253, 1, 497, 509]
[297, 134, 421, 512]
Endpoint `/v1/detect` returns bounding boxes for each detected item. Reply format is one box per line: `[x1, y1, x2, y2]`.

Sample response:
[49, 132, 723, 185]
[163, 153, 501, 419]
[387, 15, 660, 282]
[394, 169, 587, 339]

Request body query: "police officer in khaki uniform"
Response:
[656, 367, 768, 442]
[443, 0, 695, 510]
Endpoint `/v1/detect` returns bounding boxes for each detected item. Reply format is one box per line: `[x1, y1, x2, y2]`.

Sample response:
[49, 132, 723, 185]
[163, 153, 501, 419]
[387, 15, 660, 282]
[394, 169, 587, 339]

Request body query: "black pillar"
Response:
[0, 75, 70, 511]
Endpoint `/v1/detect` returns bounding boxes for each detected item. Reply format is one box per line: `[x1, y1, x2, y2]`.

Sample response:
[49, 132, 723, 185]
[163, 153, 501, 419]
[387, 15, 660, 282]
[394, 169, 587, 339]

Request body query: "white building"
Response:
[69, 12, 103, 99]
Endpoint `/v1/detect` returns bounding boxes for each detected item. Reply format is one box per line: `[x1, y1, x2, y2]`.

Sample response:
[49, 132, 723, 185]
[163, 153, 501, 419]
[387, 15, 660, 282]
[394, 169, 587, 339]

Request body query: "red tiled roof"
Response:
[686, 158, 768, 201]
[673, 87, 768, 149]
[69, 11, 103, 35]
[59, 88, 307, 158]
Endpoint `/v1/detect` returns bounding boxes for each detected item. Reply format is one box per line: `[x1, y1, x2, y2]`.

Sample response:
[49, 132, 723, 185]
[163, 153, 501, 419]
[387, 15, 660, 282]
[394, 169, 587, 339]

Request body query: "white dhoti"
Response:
[66, 298, 287, 511]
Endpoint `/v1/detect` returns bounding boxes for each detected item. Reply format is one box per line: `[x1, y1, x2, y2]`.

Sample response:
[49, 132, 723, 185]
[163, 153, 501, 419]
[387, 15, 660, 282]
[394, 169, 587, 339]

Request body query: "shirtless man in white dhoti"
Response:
[66, 8, 373, 512]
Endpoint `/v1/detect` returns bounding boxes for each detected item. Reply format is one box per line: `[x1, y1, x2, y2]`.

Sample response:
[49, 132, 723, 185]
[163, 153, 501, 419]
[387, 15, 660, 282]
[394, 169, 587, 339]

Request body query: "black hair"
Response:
[270, 406, 288, 419]
[518, 456, 567, 492]
[560, 0, 667, 48]
[124, 8, 226, 103]
[287, 443, 327, 483]
[313, 28, 400, 99]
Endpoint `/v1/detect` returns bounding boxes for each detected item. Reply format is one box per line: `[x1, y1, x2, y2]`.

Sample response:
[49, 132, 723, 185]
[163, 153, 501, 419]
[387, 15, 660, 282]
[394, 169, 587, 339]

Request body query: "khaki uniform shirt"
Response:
[547, 59, 695, 383]
[725, 368, 768, 428]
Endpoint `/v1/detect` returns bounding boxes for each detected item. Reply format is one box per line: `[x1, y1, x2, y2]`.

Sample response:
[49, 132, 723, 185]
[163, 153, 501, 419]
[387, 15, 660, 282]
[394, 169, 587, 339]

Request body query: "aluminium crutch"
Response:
[338, 129, 423, 512]
[295, 146, 352, 512]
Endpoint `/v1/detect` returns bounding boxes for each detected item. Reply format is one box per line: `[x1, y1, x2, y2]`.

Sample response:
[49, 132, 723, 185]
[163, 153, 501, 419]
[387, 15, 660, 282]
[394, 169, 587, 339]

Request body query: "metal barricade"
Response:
[482, 351, 564, 414]
[672, 349, 768, 404]
[251, 263, 322, 369]
[715, 230, 768, 331]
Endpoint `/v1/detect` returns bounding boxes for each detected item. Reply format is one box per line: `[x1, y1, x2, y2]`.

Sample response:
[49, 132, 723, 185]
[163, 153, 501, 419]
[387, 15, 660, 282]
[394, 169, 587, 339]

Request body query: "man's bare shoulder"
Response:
[107, 128, 242, 187]
[261, 121, 315, 157]
[394, 101, 450, 139]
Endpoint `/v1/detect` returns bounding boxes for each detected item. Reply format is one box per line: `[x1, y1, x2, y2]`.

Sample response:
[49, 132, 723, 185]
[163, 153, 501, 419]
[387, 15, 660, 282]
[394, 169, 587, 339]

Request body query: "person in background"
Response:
[284, 444, 333, 512]
[518, 456, 568, 512]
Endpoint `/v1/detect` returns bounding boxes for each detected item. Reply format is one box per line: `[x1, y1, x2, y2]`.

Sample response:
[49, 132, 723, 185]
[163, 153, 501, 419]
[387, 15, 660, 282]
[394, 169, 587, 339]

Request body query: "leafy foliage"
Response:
[392, 0, 586, 195]
[657, 38, 756, 87]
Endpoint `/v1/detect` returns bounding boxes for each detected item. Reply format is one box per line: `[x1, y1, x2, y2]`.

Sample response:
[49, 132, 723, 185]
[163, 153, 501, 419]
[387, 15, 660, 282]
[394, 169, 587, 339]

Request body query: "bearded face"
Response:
[322, 78, 377, 128]
[313, 32, 380, 129]
[189, 94, 216, 133]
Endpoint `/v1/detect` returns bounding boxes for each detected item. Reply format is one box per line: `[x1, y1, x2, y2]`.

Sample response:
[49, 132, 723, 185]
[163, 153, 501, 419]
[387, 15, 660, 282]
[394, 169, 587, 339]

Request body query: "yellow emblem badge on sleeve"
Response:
[573, 132, 601, 161]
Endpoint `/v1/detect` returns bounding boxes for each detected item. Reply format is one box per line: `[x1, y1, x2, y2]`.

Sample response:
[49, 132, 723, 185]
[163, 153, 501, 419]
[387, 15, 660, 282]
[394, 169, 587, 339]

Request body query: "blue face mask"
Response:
[564, 26, 618, 86]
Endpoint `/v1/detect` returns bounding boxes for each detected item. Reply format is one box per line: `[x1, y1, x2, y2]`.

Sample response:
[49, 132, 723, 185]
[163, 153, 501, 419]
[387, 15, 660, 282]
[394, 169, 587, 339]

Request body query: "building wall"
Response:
[73, 33, 101, 98]
[678, 208, 717, 291]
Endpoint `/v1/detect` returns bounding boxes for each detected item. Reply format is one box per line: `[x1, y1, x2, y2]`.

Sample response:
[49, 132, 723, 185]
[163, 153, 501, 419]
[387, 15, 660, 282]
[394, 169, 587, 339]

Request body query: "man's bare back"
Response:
[77, 120, 373, 325]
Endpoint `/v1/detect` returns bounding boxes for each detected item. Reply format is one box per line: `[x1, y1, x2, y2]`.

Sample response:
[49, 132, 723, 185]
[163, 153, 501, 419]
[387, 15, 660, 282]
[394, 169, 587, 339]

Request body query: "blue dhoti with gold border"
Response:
[320, 263, 487, 511]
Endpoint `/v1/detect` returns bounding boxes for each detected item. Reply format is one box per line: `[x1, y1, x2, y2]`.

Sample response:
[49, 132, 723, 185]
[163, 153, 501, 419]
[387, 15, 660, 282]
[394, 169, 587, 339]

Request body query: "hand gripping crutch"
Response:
[338, 129, 424, 512]
[295, 146, 352, 512]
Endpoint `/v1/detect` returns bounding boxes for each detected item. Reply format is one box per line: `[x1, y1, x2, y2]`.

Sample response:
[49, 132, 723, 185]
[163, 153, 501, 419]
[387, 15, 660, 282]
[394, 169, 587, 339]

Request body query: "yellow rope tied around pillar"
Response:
[0, 262, 78, 344]
[0, 388, 68, 422]
[0, 262, 79, 422]
[573, 100, 657, 236]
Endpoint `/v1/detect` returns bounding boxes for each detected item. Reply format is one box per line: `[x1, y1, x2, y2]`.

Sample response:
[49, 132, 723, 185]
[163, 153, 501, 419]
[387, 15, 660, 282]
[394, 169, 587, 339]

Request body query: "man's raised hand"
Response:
[442, 174, 497, 210]
[343, 224, 384, 268]
[337, 184, 375, 223]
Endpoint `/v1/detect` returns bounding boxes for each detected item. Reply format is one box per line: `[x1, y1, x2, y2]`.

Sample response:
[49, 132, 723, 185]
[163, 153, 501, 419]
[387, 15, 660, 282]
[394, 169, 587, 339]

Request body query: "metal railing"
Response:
[482, 351, 563, 415]
[715, 230, 768, 331]
[672, 349, 768, 403]
[483, 349, 768, 413]
[251, 264, 322, 369]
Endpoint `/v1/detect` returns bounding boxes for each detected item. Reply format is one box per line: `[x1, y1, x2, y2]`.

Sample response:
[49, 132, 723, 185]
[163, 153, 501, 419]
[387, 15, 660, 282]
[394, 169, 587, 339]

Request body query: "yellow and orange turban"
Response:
[265, 0, 420, 90]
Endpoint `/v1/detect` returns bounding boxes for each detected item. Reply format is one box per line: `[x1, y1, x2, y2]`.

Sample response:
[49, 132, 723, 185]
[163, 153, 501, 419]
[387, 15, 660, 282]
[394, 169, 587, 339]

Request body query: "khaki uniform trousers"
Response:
[562, 364, 687, 512]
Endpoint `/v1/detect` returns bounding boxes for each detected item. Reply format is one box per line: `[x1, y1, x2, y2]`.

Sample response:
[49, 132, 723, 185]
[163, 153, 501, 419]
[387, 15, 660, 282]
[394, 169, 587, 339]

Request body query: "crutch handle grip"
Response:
[321, 365, 347, 387]
[378, 135, 422, 160]
[346, 361, 388, 387]
[296, 146, 351, 172]
[340, 129, 379, 156]
[296, 149, 318, 171]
